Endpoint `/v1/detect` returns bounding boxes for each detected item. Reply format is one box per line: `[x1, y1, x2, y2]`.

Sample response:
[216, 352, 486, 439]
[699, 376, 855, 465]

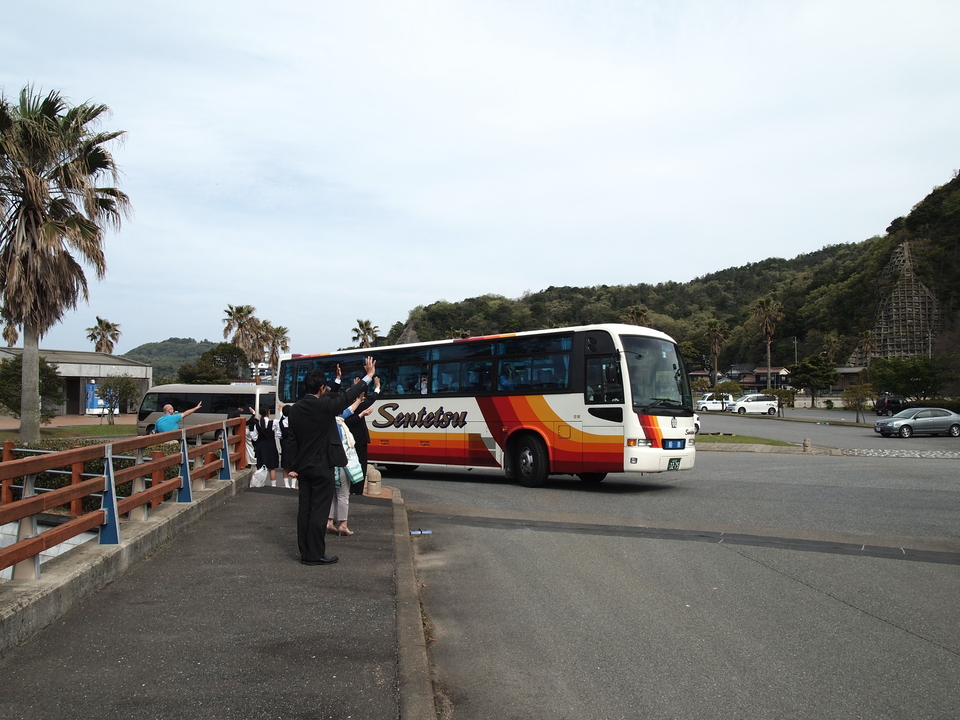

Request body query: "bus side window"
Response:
[432, 362, 460, 393]
[465, 361, 492, 392]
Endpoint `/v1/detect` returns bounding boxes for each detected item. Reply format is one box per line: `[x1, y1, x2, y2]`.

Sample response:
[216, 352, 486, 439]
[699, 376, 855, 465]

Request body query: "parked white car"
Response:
[696, 392, 734, 411]
[725, 393, 778, 415]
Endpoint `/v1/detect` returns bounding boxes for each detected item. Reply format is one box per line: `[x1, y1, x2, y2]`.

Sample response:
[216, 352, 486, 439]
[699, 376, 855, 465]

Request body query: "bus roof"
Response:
[143, 383, 277, 393]
[283, 323, 677, 361]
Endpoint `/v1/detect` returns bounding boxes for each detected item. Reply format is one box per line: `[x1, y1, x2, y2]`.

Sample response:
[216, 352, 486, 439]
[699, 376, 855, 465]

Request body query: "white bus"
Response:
[277, 324, 695, 486]
[136, 384, 277, 437]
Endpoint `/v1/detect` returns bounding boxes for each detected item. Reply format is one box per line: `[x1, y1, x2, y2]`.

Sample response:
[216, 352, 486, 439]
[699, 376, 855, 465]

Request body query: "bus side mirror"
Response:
[605, 365, 620, 383]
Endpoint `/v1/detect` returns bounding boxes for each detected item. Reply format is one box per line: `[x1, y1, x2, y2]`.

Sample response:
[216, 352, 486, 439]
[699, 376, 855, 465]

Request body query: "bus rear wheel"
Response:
[515, 435, 548, 488]
[577, 472, 606, 483]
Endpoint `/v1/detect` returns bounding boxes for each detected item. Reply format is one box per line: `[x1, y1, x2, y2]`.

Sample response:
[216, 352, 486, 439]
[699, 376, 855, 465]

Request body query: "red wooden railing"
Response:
[0, 418, 247, 581]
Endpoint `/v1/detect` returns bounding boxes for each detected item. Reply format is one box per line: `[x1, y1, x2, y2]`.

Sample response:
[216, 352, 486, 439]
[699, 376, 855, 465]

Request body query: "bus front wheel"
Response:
[515, 435, 548, 488]
[577, 472, 606, 483]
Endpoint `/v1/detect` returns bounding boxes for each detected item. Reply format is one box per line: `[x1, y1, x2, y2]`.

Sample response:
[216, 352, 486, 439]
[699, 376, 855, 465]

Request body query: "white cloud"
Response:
[3, 0, 959, 356]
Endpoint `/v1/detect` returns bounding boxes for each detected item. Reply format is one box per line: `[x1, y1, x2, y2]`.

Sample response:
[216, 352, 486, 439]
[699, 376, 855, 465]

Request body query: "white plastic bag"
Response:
[344, 446, 364, 484]
[250, 465, 268, 488]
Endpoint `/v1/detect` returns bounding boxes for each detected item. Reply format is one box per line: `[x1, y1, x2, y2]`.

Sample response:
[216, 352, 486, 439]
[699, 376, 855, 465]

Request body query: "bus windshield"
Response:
[620, 334, 693, 414]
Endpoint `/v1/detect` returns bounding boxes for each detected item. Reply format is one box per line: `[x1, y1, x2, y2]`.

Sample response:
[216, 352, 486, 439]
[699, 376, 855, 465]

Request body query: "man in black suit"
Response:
[287, 357, 375, 565]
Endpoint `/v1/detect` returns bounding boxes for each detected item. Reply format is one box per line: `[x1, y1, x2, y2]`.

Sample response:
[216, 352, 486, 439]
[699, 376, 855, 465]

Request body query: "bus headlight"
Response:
[626, 438, 653, 447]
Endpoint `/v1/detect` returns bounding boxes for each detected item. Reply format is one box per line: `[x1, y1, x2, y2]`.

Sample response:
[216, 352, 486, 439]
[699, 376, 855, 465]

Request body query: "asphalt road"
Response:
[389, 434, 960, 719]
[700, 408, 960, 452]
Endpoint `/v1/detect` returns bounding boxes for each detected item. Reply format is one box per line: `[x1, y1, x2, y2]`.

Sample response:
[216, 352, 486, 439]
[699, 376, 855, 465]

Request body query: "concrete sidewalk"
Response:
[0, 480, 434, 719]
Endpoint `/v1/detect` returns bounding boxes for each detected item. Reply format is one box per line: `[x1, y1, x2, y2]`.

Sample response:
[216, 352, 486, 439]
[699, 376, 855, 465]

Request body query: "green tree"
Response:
[0, 354, 64, 422]
[787, 355, 840, 408]
[95, 374, 142, 424]
[753, 296, 784, 389]
[195, 342, 248, 380]
[177, 359, 231, 384]
[351, 319, 378, 348]
[86, 315, 121, 354]
[177, 342, 253, 384]
[714, 380, 743, 397]
[0, 86, 130, 442]
[842, 382, 874, 423]
[870, 356, 953, 400]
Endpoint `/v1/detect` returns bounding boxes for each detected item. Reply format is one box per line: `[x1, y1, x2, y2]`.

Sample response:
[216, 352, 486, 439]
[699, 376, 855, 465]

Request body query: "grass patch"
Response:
[697, 433, 795, 447]
[0, 424, 138, 442]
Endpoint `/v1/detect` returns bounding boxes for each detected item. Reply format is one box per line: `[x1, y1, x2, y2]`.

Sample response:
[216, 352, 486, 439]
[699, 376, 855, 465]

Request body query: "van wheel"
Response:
[515, 435, 548, 487]
[767, 407, 777, 415]
[738, 407, 746, 414]
[146, 424, 156, 435]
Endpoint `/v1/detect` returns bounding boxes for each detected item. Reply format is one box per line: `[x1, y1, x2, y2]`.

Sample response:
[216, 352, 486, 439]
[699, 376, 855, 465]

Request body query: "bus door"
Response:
[582, 353, 627, 473]
[453, 360, 501, 468]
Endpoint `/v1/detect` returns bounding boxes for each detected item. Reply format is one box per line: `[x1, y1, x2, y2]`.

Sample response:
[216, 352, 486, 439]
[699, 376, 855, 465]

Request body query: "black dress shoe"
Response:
[301, 555, 338, 566]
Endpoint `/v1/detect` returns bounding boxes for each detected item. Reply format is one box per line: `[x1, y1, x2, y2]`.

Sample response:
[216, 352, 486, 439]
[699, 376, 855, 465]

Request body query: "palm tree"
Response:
[0, 86, 130, 442]
[752, 296, 784, 389]
[703, 319, 728, 386]
[2, 323, 17, 347]
[619, 304, 649, 327]
[822, 331, 842, 364]
[86, 315, 121, 353]
[352, 319, 378, 348]
[263, 322, 290, 374]
[222, 304, 259, 361]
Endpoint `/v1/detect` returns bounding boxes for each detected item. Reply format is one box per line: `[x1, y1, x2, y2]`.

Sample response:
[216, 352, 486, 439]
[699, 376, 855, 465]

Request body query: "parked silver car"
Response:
[873, 407, 960, 438]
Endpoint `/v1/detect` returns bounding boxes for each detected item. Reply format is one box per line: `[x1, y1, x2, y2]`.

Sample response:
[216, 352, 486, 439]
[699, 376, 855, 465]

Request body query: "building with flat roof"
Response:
[0, 348, 152, 415]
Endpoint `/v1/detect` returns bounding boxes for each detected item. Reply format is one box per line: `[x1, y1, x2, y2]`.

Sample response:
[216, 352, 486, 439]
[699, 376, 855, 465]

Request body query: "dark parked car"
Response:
[875, 395, 907, 416]
[874, 407, 960, 438]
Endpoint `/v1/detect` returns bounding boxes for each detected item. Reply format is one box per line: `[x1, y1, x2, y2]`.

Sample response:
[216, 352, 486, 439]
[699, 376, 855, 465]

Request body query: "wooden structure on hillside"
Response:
[849, 241, 940, 365]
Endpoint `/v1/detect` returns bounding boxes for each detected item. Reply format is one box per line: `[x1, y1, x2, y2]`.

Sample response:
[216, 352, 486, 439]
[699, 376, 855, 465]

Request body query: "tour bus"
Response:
[136, 384, 277, 438]
[277, 324, 695, 486]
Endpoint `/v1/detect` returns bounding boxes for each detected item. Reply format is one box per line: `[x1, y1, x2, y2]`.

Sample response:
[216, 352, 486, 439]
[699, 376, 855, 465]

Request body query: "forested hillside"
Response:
[385, 170, 960, 373]
[122, 338, 217, 380]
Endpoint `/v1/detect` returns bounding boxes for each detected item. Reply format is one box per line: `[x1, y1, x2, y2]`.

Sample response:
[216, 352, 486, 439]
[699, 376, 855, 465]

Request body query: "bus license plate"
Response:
[663, 439, 685, 450]
[667, 458, 681, 471]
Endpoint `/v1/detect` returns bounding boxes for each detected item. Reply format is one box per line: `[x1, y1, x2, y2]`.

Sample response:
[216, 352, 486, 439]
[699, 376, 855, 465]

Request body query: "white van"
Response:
[725, 393, 778, 415]
[696, 392, 734, 411]
[137, 384, 277, 437]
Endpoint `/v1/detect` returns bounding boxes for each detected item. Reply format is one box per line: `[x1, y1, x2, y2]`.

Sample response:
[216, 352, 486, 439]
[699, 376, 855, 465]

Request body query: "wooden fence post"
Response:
[1, 440, 15, 504]
[150, 451, 164, 508]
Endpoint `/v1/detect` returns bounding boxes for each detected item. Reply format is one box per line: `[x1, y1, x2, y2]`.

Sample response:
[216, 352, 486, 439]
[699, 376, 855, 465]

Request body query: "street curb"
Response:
[0, 469, 252, 659]
[393, 486, 437, 719]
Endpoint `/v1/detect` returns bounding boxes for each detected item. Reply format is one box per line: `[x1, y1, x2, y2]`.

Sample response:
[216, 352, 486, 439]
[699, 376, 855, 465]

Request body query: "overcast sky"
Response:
[3, 1, 959, 357]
